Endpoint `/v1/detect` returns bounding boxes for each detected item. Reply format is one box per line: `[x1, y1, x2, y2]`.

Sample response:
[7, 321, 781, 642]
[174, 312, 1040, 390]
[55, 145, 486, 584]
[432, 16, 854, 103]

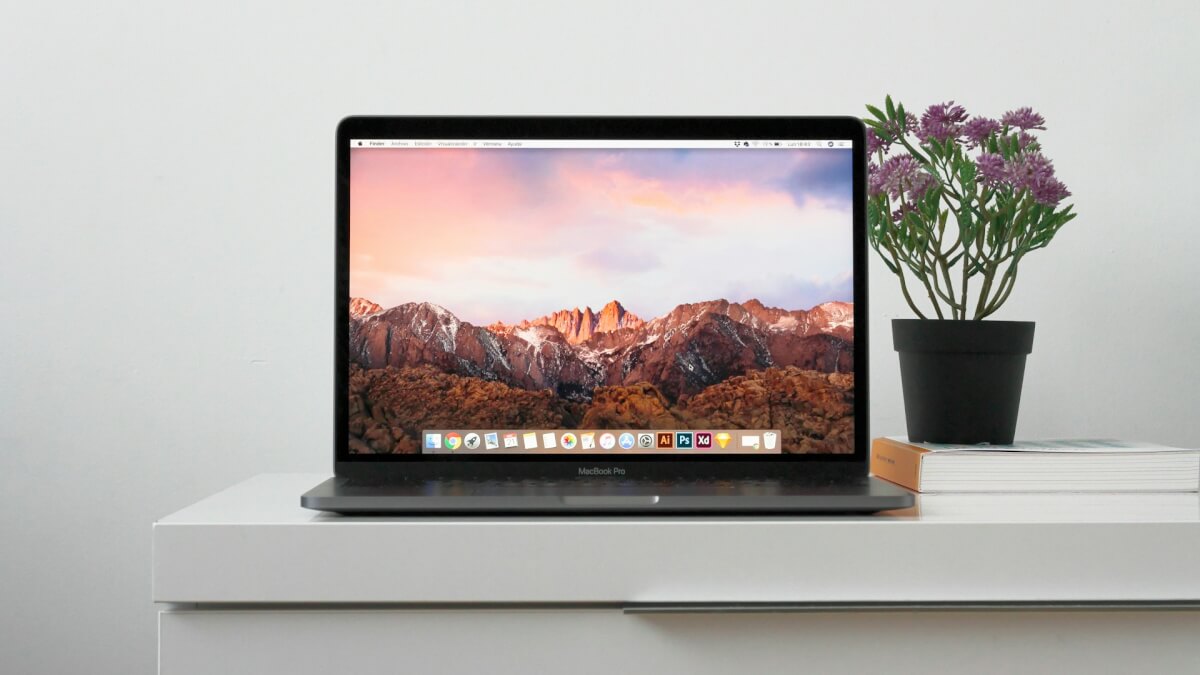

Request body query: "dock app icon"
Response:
[675, 432, 693, 449]
[694, 432, 712, 448]
[656, 432, 674, 449]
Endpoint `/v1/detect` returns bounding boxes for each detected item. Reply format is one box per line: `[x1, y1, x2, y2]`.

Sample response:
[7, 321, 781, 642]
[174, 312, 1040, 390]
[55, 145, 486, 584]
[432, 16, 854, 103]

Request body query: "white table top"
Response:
[153, 474, 1200, 605]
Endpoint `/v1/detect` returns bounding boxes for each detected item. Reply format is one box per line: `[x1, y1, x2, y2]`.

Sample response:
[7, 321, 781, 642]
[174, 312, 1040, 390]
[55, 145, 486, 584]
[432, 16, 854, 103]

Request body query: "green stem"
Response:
[926, 248, 956, 310]
[981, 254, 1023, 317]
[934, 248, 960, 319]
[882, 239, 927, 319]
[974, 261, 998, 318]
[924, 278, 946, 319]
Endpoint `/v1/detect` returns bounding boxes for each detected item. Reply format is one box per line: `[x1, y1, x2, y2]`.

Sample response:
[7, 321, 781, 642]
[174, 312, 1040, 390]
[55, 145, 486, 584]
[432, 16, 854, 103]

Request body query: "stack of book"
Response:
[871, 437, 1200, 493]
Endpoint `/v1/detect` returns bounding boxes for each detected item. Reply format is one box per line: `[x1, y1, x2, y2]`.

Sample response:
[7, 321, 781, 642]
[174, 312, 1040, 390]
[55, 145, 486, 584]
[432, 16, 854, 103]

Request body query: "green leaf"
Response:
[987, 212, 1001, 245]
[919, 197, 937, 222]
[958, 158, 977, 184]
[905, 144, 931, 165]
[928, 188, 943, 210]
[903, 212, 925, 238]
[956, 209, 973, 240]
[865, 105, 888, 123]
[886, 96, 896, 119]
[877, 252, 898, 274]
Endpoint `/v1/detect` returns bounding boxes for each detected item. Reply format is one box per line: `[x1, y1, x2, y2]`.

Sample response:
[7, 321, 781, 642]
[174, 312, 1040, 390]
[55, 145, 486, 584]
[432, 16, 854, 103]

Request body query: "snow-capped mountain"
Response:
[349, 297, 382, 319]
[349, 297, 853, 401]
[488, 300, 645, 345]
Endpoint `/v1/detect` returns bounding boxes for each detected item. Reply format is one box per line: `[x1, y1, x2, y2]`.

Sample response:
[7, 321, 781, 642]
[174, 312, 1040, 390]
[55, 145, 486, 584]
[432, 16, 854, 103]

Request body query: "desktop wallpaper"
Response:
[347, 147, 856, 454]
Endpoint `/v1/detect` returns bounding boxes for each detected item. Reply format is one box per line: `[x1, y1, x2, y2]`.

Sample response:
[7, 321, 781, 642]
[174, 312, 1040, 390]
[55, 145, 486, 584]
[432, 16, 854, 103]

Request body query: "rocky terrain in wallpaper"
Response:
[349, 363, 853, 455]
[348, 298, 855, 454]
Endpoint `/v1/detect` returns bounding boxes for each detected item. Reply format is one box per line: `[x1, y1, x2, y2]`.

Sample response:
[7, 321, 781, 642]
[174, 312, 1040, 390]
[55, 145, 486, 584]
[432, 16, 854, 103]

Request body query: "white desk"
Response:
[153, 474, 1200, 674]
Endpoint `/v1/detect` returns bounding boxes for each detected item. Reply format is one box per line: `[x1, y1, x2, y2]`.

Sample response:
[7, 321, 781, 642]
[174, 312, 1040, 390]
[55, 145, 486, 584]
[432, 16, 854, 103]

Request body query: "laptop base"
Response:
[301, 475, 913, 515]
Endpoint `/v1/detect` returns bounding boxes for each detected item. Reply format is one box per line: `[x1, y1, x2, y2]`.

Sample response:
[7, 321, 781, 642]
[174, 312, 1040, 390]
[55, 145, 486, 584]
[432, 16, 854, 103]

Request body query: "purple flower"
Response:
[878, 155, 919, 199]
[993, 131, 1038, 153]
[891, 204, 916, 223]
[919, 101, 969, 143]
[874, 154, 937, 202]
[1029, 176, 1071, 206]
[975, 153, 1007, 185]
[961, 116, 1000, 148]
[880, 112, 918, 141]
[868, 161, 883, 196]
[867, 129, 887, 155]
[1001, 107, 1046, 131]
[1006, 152, 1055, 188]
[1004, 152, 1071, 205]
[907, 171, 936, 200]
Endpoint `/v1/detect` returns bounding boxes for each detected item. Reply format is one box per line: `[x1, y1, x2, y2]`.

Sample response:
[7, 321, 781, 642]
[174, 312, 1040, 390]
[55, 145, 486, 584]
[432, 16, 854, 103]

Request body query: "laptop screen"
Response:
[347, 137, 856, 456]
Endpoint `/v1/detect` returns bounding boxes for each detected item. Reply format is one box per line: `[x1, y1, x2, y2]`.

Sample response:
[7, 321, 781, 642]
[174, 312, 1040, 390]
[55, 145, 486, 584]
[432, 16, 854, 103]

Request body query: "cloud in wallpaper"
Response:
[349, 147, 853, 325]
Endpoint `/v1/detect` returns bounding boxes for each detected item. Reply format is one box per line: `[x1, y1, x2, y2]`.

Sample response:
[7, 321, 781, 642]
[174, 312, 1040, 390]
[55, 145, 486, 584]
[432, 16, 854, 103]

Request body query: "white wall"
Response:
[2, 1, 1198, 673]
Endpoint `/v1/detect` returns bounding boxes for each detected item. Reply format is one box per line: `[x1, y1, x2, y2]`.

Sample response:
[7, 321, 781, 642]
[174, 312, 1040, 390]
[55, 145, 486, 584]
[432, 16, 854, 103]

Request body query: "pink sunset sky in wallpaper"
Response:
[349, 147, 853, 325]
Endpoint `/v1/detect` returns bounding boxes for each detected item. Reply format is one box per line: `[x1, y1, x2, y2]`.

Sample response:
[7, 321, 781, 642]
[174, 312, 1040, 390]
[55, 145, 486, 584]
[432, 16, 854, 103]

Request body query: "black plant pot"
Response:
[893, 319, 1035, 445]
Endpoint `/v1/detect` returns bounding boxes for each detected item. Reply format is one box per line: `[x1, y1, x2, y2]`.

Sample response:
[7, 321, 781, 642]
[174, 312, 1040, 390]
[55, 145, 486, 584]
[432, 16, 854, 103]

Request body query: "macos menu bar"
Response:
[351, 139, 852, 149]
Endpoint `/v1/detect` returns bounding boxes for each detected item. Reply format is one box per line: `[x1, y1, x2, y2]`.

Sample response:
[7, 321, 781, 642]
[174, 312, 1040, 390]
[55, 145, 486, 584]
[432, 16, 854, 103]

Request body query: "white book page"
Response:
[887, 437, 1194, 453]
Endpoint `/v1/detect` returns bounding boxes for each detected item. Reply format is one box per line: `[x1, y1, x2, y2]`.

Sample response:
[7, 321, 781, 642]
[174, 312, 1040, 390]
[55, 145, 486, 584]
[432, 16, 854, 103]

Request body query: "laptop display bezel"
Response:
[335, 116, 869, 480]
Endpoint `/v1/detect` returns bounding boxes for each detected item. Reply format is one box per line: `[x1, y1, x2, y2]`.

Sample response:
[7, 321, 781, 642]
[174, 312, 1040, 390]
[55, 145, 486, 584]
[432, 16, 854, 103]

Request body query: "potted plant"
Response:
[863, 97, 1075, 444]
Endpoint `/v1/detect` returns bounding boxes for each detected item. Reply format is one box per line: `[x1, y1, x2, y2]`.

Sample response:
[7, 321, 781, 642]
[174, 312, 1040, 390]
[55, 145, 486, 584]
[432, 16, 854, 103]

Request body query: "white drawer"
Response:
[159, 608, 1200, 675]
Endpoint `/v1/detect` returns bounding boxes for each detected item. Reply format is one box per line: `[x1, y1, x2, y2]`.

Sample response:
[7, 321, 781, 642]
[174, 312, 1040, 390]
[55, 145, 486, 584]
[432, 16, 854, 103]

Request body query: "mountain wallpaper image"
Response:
[348, 145, 856, 454]
[348, 298, 854, 454]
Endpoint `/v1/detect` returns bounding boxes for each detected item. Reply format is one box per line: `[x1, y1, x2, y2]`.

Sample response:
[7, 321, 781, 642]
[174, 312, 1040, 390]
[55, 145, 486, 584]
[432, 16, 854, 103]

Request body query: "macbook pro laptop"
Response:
[302, 116, 913, 514]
